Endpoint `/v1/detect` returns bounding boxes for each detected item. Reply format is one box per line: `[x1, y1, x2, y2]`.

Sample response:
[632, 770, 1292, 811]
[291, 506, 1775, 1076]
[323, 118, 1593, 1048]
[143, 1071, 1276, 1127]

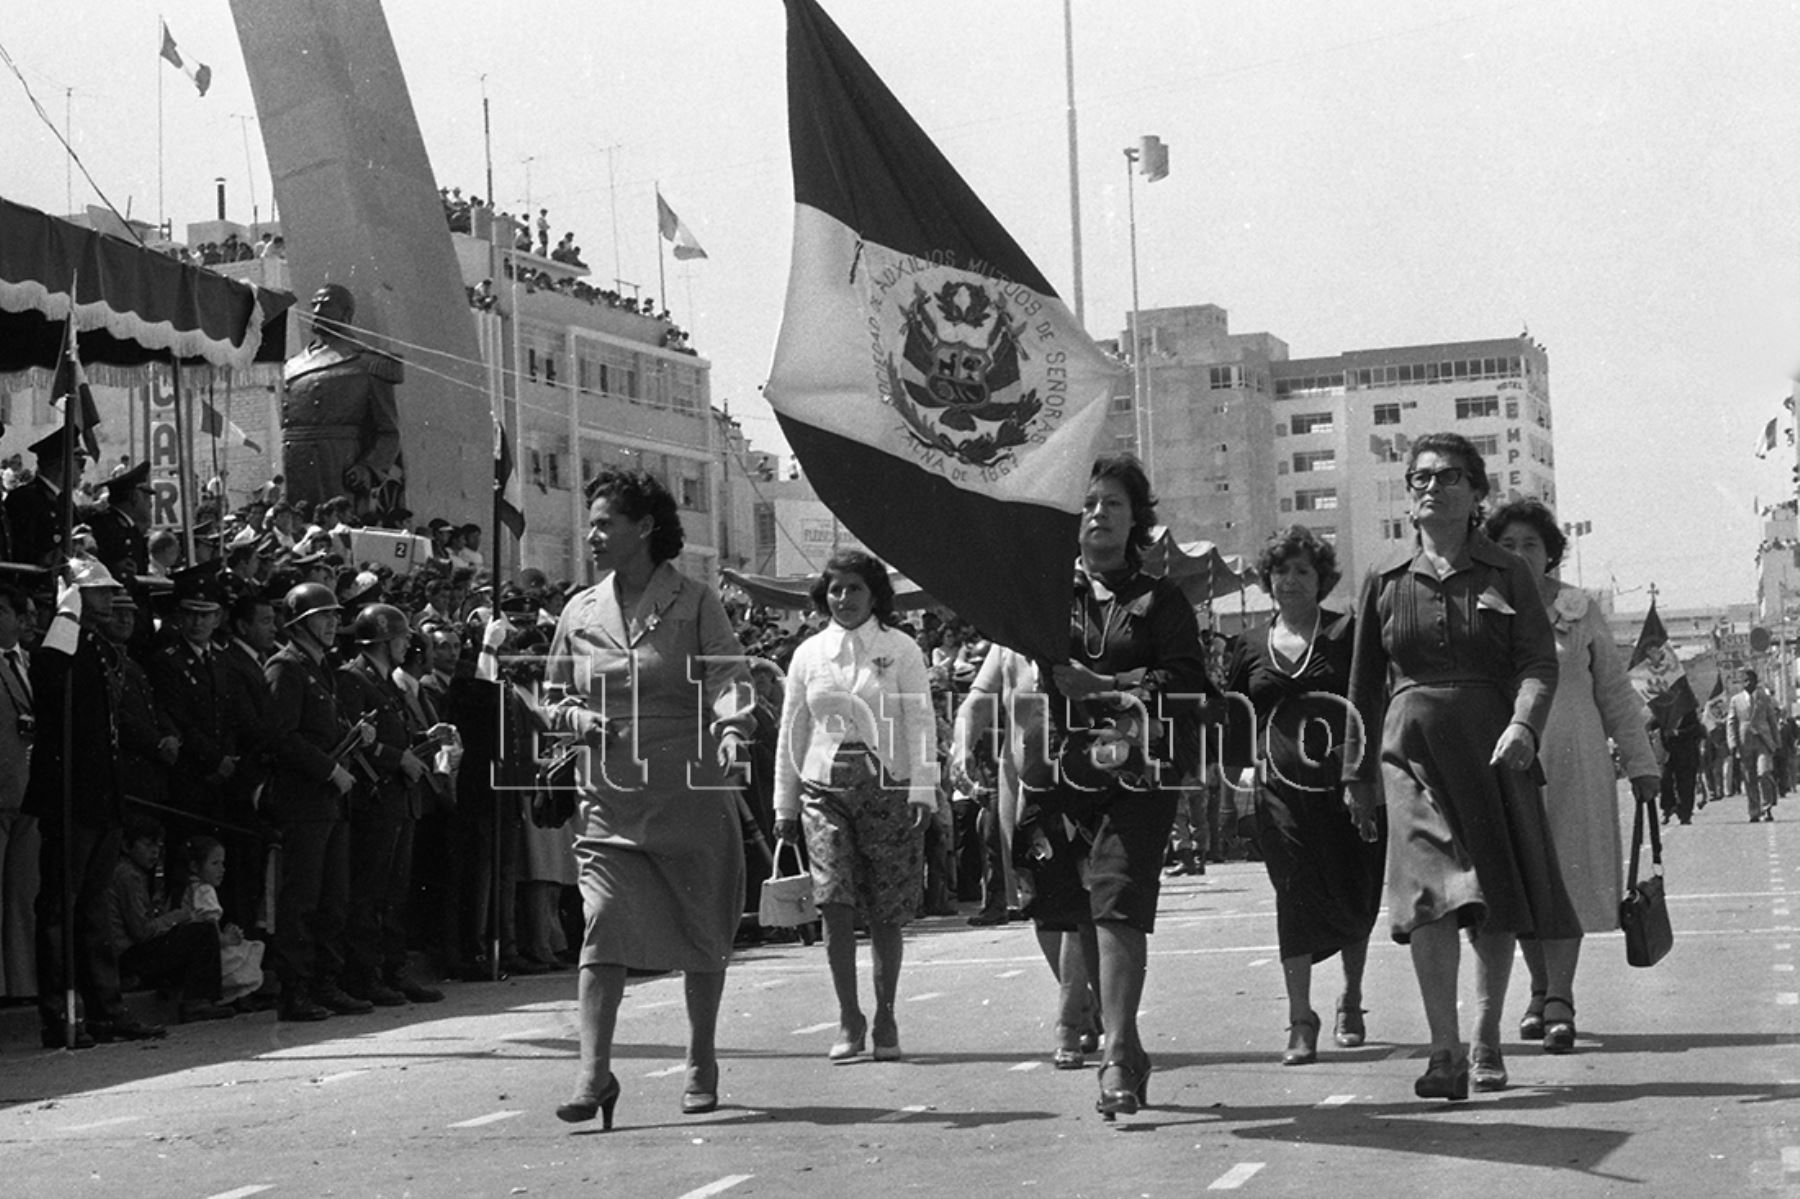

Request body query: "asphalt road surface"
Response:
[2, 783, 1796, 1198]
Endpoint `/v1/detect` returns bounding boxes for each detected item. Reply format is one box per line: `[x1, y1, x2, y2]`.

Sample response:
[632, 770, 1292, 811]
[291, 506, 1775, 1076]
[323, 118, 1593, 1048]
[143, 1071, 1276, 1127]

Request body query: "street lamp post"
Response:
[1123, 135, 1167, 482]
[1562, 518, 1592, 588]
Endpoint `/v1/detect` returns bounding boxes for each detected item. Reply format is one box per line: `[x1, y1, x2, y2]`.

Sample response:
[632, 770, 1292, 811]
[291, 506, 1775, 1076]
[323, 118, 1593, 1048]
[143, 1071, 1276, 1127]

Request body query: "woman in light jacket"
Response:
[774, 550, 937, 1064]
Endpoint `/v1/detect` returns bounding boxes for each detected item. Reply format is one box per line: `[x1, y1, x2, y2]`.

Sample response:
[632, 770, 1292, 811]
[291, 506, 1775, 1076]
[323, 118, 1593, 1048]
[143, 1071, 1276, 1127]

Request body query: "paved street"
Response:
[2, 783, 1796, 1198]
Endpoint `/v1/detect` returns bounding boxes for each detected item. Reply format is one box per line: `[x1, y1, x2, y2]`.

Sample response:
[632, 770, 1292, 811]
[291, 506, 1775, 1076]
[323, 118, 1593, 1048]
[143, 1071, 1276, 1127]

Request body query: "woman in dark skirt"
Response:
[1345, 433, 1576, 1101]
[1225, 526, 1384, 1067]
[1025, 454, 1210, 1120]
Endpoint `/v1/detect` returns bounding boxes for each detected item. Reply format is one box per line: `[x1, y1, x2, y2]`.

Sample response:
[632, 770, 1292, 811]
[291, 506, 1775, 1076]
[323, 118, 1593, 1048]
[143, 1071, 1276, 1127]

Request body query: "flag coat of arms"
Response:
[1628, 601, 1698, 728]
[766, 0, 1124, 662]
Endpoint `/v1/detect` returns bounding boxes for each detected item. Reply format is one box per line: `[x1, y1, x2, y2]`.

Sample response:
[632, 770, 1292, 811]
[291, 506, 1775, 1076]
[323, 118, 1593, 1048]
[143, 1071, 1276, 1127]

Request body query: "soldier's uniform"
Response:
[87, 462, 152, 579]
[5, 428, 86, 568]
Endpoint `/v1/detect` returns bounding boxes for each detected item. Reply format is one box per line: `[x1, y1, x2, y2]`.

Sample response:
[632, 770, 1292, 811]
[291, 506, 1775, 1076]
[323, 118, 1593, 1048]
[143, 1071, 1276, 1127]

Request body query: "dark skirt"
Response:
[1256, 780, 1385, 962]
[1380, 683, 1580, 943]
[1020, 785, 1178, 936]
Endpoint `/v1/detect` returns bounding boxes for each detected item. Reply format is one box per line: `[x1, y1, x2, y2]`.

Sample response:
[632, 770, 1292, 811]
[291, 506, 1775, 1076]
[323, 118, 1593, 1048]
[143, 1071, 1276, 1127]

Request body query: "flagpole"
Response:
[1062, 0, 1085, 328]
[157, 17, 165, 234]
[655, 185, 668, 314]
[208, 373, 223, 530]
[170, 360, 195, 564]
[57, 303, 79, 1051]
[1124, 148, 1145, 477]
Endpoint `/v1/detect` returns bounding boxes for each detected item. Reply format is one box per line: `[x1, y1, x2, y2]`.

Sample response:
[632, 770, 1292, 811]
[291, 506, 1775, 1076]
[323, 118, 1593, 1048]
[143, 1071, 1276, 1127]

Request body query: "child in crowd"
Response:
[180, 836, 270, 1008]
[107, 815, 235, 1024]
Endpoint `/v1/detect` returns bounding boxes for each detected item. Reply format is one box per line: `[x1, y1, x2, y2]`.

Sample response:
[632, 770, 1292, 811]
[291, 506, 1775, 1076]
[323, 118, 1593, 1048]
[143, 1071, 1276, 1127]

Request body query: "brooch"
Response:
[871, 655, 894, 676]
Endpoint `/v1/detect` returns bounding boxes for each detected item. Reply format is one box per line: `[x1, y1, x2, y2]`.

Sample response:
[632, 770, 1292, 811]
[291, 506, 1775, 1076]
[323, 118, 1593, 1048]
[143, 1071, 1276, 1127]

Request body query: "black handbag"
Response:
[1620, 789, 1672, 967]
[529, 746, 581, 829]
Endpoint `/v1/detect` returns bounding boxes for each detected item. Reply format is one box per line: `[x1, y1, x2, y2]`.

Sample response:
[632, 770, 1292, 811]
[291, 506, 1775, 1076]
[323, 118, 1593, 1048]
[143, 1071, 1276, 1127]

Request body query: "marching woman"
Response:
[1344, 432, 1576, 1099]
[544, 469, 754, 1127]
[774, 550, 938, 1064]
[1224, 526, 1384, 1066]
[1486, 498, 1660, 1059]
[1033, 454, 1209, 1119]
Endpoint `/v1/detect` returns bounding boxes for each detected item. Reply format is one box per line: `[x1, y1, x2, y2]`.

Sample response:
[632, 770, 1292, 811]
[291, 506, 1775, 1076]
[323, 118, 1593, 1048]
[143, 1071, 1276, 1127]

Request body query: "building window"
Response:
[1372, 403, 1401, 426]
[754, 503, 776, 549]
[546, 451, 563, 490]
[1111, 391, 1133, 413]
[1469, 434, 1499, 456]
[1214, 481, 1230, 493]
[1294, 487, 1338, 512]
[1208, 365, 1245, 391]
[1455, 395, 1499, 420]
[1292, 450, 1336, 473]
[1291, 412, 1334, 435]
[1381, 518, 1408, 539]
[1308, 525, 1337, 544]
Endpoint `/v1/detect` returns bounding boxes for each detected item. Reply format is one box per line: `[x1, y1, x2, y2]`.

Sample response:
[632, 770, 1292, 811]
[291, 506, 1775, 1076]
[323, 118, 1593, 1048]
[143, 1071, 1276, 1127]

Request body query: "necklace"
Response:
[1268, 610, 1320, 679]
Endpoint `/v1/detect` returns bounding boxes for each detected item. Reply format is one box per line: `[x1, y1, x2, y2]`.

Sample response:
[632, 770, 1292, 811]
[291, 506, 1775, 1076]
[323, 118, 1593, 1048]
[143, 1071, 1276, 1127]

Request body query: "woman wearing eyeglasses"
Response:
[1344, 432, 1576, 1100]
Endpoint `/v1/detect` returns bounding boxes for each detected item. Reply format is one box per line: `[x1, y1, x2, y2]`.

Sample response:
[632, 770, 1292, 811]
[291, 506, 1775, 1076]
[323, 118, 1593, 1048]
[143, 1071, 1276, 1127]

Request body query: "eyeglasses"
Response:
[1405, 466, 1467, 493]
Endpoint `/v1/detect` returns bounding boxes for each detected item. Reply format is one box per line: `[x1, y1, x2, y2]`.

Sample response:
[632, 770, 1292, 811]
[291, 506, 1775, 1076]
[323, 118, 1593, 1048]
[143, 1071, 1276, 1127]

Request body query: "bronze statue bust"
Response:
[281, 283, 405, 520]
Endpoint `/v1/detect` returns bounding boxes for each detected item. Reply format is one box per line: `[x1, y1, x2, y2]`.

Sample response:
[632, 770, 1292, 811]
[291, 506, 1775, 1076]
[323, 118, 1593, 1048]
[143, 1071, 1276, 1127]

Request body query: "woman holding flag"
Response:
[1032, 454, 1209, 1120]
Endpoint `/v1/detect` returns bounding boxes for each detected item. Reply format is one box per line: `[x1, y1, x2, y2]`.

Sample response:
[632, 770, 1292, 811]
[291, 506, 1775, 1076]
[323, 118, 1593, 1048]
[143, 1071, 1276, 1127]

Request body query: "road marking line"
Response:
[311, 1070, 369, 1086]
[1778, 993, 1799, 1006]
[1010, 1061, 1043, 1072]
[1777, 964, 1796, 972]
[1248, 958, 1271, 967]
[678, 1176, 754, 1199]
[907, 992, 945, 1002]
[447, 1110, 522, 1128]
[872, 1104, 929, 1123]
[205, 1188, 274, 1199]
[996, 969, 1025, 978]
[63, 1115, 143, 1132]
[646, 1063, 687, 1077]
[1208, 1163, 1267, 1190]
[1317, 1094, 1356, 1106]
[793, 1021, 838, 1035]
[1779, 943, 1795, 951]
[637, 998, 683, 1010]
[497, 1029, 553, 1042]
[755, 978, 789, 989]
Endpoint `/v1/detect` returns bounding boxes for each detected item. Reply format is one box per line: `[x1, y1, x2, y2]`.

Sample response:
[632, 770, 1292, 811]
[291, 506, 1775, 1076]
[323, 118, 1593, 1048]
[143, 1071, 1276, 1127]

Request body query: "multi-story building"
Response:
[1113, 304, 1553, 601]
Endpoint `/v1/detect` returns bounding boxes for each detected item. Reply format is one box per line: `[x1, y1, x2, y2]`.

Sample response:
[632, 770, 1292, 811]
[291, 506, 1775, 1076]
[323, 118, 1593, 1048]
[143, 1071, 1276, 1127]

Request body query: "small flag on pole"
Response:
[198, 399, 261, 453]
[1754, 416, 1779, 458]
[160, 22, 212, 97]
[494, 419, 526, 540]
[1628, 600, 1698, 728]
[656, 191, 708, 261]
[51, 313, 102, 459]
[764, 0, 1125, 661]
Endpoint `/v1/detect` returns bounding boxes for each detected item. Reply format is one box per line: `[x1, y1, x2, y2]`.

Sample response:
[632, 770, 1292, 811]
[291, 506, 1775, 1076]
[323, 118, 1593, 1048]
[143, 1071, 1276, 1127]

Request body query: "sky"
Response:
[5, 0, 1798, 614]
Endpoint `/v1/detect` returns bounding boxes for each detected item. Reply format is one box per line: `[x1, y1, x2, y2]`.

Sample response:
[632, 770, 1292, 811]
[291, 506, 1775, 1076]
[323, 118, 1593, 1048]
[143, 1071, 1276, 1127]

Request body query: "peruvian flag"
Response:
[766, 0, 1122, 662]
[160, 22, 213, 97]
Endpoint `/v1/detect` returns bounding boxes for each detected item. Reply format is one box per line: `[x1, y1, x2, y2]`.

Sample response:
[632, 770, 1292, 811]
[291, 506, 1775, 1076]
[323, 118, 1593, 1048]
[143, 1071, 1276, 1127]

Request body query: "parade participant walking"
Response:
[264, 582, 373, 1022]
[1727, 668, 1781, 822]
[1345, 433, 1576, 1100]
[335, 602, 444, 1006]
[1224, 526, 1383, 1067]
[773, 550, 937, 1066]
[1488, 499, 1660, 1067]
[544, 469, 752, 1127]
[1035, 454, 1209, 1119]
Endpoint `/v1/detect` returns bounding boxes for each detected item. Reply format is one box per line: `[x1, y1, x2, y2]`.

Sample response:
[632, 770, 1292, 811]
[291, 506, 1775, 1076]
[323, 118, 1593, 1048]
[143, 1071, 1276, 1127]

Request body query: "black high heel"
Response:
[1095, 1053, 1152, 1120]
[557, 1072, 620, 1128]
[681, 1062, 719, 1115]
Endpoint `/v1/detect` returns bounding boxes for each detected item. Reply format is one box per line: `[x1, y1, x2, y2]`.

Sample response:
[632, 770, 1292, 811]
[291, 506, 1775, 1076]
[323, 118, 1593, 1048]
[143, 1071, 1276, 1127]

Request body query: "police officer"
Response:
[264, 582, 373, 1022]
[87, 462, 153, 578]
[336, 602, 444, 1005]
[6, 427, 87, 567]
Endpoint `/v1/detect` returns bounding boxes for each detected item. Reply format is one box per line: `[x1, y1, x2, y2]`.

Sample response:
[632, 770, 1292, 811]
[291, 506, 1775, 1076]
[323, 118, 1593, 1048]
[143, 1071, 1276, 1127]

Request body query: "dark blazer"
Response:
[87, 507, 149, 578]
[24, 624, 124, 827]
[264, 642, 350, 822]
[215, 639, 276, 798]
[5, 477, 69, 567]
[116, 649, 175, 809]
[146, 633, 233, 791]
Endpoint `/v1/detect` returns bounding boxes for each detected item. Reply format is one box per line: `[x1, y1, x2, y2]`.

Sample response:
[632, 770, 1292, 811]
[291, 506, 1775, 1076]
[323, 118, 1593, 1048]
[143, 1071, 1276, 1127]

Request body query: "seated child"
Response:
[180, 836, 269, 1008]
[107, 814, 234, 1023]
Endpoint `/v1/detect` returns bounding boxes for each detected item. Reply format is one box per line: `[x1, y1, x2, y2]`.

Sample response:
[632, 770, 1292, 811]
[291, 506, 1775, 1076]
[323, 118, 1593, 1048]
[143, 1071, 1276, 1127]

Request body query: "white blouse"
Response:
[773, 619, 939, 816]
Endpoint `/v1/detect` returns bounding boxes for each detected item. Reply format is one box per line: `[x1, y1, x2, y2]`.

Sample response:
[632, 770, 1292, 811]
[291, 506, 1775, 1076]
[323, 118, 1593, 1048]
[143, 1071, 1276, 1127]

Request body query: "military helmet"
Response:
[283, 581, 342, 626]
[351, 602, 410, 645]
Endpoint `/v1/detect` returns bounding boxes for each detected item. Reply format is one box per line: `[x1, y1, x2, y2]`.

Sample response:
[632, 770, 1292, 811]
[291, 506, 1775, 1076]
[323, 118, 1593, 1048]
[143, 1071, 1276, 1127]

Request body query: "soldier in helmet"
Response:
[335, 602, 445, 1006]
[263, 581, 375, 1022]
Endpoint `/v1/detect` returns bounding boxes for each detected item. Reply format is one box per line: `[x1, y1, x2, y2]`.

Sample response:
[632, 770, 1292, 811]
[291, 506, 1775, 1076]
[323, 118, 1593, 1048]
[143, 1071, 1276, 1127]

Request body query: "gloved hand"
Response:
[329, 764, 356, 795]
[773, 817, 801, 844]
[399, 749, 426, 782]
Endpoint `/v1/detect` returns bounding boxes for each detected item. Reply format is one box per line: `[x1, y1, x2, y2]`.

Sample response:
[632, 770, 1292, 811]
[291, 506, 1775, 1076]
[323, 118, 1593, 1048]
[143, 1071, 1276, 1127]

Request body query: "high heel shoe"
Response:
[871, 1013, 901, 1062]
[828, 1014, 868, 1062]
[1413, 1050, 1470, 1101]
[681, 1061, 719, 1115]
[1095, 1053, 1152, 1120]
[557, 1072, 621, 1128]
[1518, 989, 1547, 1042]
[1333, 994, 1366, 1048]
[1541, 996, 1576, 1054]
[1470, 1044, 1508, 1091]
[1281, 1011, 1320, 1066]
[1053, 1024, 1087, 1070]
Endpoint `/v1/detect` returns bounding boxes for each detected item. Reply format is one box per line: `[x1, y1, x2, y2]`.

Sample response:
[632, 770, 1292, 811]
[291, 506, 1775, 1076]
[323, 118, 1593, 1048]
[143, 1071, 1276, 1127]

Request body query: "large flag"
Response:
[766, 0, 1124, 662]
[159, 22, 212, 97]
[656, 191, 708, 261]
[198, 399, 262, 452]
[50, 313, 102, 459]
[1754, 416, 1780, 459]
[1628, 601, 1698, 728]
[494, 419, 526, 540]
